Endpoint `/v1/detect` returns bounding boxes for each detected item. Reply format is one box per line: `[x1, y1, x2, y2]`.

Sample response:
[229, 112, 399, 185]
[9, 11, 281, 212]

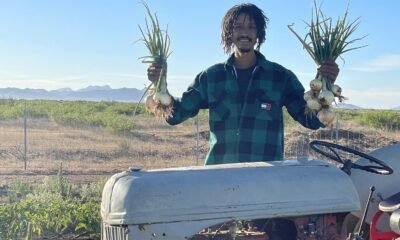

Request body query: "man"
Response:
[147, 3, 338, 165]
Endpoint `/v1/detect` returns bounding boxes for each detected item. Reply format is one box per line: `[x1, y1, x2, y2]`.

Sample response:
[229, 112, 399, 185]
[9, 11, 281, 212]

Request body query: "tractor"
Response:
[100, 141, 400, 240]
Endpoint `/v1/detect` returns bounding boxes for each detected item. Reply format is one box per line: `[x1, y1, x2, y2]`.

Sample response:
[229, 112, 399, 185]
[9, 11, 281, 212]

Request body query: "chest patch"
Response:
[261, 102, 272, 110]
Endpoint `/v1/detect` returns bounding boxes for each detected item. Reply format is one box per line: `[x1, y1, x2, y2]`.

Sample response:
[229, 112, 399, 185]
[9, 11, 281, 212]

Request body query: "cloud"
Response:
[0, 71, 34, 79]
[350, 54, 400, 72]
[0, 70, 85, 83]
[0, 74, 88, 90]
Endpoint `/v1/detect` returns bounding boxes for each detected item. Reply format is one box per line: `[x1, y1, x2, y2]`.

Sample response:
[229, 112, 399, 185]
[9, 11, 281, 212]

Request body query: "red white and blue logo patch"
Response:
[261, 103, 272, 110]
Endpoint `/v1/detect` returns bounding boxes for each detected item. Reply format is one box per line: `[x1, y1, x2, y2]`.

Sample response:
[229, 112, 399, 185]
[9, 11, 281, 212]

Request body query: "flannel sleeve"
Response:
[282, 71, 324, 130]
[165, 71, 209, 125]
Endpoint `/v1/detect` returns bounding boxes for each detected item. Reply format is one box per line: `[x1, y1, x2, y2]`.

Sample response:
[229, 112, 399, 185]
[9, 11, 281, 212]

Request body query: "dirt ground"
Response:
[1, 117, 399, 187]
[0, 117, 209, 185]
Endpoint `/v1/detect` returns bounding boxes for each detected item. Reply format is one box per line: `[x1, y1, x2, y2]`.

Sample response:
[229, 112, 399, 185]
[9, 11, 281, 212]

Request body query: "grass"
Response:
[355, 109, 400, 130]
[0, 113, 209, 186]
[0, 99, 144, 133]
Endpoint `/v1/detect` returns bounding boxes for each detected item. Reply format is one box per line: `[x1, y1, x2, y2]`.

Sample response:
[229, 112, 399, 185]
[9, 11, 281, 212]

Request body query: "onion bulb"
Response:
[317, 107, 335, 126]
[331, 84, 342, 97]
[145, 94, 156, 110]
[318, 90, 335, 106]
[331, 84, 348, 102]
[304, 90, 315, 101]
[310, 78, 323, 91]
[307, 98, 321, 111]
[153, 92, 172, 106]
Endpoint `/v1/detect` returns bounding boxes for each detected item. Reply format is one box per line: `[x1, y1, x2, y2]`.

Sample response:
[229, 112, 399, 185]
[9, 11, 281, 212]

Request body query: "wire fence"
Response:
[1, 113, 400, 180]
[283, 125, 400, 162]
[191, 115, 400, 163]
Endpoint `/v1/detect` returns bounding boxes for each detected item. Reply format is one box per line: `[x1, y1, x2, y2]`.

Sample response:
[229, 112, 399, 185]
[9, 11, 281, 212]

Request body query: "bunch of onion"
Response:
[135, 1, 173, 118]
[288, 0, 366, 126]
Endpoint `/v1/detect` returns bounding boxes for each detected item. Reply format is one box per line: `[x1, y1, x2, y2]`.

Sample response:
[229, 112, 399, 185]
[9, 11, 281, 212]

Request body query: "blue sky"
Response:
[1, 1, 399, 109]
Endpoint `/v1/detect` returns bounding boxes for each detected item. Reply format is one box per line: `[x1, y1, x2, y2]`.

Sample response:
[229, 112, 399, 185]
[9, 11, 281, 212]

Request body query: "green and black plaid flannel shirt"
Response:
[166, 51, 323, 165]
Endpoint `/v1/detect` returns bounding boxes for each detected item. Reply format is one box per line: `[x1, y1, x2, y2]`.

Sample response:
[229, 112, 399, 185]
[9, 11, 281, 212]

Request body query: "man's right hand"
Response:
[318, 60, 339, 83]
[147, 63, 163, 83]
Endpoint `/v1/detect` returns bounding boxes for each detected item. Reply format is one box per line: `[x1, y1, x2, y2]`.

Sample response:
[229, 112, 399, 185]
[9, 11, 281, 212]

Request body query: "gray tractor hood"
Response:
[101, 160, 360, 225]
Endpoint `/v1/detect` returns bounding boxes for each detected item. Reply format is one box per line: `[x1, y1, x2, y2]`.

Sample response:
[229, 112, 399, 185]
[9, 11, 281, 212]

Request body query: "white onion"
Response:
[317, 107, 335, 126]
[332, 84, 342, 97]
[145, 94, 156, 110]
[304, 90, 315, 101]
[153, 92, 172, 106]
[307, 98, 321, 111]
[318, 90, 335, 106]
[310, 78, 323, 91]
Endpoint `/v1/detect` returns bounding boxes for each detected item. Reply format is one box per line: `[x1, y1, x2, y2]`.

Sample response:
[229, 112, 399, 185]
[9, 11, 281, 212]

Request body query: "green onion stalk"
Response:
[288, 0, 366, 126]
[136, 1, 173, 118]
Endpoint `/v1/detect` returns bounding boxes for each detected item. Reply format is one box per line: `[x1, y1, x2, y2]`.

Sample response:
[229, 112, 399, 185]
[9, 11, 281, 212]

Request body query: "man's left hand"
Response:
[318, 60, 339, 82]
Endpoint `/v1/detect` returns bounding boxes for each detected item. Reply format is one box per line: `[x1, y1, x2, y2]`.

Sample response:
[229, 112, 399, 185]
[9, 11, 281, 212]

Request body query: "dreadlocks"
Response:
[221, 3, 269, 54]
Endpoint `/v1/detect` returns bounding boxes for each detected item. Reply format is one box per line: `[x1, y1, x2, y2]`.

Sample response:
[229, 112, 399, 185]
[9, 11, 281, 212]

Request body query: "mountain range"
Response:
[332, 103, 363, 110]
[0, 85, 145, 102]
[1, 86, 399, 110]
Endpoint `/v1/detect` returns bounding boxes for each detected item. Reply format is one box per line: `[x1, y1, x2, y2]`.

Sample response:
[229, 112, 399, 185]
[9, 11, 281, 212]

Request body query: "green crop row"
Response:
[0, 99, 147, 132]
[0, 164, 106, 239]
[1, 99, 399, 131]
[355, 109, 400, 130]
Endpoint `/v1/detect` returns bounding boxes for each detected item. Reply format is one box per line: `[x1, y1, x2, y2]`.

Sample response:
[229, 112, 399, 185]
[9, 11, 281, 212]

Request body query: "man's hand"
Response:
[147, 63, 163, 83]
[318, 60, 339, 82]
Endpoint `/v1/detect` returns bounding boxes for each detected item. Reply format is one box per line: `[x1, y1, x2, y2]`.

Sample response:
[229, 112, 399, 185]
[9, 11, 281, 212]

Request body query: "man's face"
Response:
[232, 13, 258, 54]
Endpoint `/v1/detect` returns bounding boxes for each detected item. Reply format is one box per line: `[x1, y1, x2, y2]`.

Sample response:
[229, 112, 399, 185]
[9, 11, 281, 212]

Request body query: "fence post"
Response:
[196, 114, 199, 165]
[335, 112, 339, 143]
[24, 100, 28, 170]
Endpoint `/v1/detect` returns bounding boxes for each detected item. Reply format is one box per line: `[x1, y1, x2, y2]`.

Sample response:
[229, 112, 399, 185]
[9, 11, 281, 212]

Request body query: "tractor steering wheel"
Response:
[309, 140, 393, 175]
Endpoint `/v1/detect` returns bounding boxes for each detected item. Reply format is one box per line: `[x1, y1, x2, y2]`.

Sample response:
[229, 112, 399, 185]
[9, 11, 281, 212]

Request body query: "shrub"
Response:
[0, 167, 105, 239]
[355, 110, 400, 130]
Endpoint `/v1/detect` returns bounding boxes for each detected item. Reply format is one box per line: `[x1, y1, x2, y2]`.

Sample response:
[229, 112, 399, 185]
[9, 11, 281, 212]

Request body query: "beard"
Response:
[237, 46, 252, 53]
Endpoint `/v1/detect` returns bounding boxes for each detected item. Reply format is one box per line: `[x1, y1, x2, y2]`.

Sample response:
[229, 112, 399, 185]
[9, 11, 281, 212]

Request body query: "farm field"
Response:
[0, 116, 209, 186]
[1, 108, 399, 186]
